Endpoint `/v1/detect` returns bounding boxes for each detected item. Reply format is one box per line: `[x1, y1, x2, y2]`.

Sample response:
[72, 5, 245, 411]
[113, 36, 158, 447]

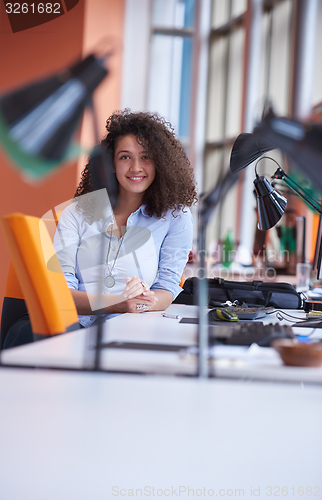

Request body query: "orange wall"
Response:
[0, 0, 125, 314]
[77, 0, 126, 178]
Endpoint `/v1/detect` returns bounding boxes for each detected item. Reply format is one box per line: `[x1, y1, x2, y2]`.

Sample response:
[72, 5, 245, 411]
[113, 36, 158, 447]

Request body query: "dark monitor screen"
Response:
[313, 215, 322, 279]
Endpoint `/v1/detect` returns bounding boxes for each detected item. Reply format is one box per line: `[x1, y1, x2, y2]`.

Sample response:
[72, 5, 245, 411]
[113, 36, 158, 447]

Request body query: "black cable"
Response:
[266, 309, 303, 321]
[268, 309, 319, 338]
[254, 155, 281, 177]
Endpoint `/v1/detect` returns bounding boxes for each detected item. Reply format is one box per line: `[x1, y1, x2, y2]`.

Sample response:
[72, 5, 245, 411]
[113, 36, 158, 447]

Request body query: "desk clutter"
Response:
[1, 301, 322, 379]
[179, 317, 294, 347]
[211, 305, 274, 320]
[178, 300, 322, 366]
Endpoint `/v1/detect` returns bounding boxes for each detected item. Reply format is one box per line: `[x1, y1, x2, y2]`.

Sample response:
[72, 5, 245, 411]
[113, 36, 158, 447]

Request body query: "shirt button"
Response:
[128, 219, 132, 224]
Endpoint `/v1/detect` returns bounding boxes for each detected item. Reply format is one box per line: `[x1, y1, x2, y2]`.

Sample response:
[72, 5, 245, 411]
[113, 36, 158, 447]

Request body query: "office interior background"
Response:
[1, 0, 322, 311]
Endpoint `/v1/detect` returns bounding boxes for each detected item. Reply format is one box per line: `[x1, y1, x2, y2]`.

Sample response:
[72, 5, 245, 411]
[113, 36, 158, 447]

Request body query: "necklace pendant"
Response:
[104, 274, 116, 288]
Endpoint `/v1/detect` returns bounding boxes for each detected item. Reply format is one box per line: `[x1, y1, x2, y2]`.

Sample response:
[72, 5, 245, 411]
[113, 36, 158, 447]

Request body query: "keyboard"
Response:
[209, 322, 294, 347]
[180, 307, 274, 321]
[223, 306, 274, 320]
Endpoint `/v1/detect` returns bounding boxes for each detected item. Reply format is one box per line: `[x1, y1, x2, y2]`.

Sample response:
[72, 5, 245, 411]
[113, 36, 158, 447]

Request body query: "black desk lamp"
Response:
[253, 157, 287, 231]
[230, 105, 322, 227]
[0, 51, 119, 372]
[0, 54, 108, 179]
[253, 156, 322, 231]
[229, 105, 322, 294]
[197, 105, 322, 378]
[230, 106, 322, 193]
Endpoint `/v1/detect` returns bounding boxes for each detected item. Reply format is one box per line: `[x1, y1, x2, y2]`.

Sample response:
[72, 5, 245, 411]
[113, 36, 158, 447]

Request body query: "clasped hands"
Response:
[120, 276, 157, 313]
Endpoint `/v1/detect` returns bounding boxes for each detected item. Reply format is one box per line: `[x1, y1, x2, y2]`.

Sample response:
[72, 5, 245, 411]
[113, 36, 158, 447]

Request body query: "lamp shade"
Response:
[254, 113, 322, 192]
[0, 54, 108, 179]
[230, 132, 274, 174]
[230, 106, 322, 192]
[254, 175, 287, 230]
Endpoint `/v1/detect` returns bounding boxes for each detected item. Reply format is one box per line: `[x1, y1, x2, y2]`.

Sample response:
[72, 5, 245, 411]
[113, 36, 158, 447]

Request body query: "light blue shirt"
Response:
[54, 194, 193, 327]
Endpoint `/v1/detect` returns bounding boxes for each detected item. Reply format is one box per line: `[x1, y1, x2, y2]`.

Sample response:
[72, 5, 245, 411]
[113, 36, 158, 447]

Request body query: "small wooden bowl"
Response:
[273, 339, 322, 367]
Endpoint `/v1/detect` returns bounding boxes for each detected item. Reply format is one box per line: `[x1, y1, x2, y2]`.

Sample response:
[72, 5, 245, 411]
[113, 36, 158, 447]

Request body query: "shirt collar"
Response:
[101, 204, 150, 230]
[133, 204, 150, 218]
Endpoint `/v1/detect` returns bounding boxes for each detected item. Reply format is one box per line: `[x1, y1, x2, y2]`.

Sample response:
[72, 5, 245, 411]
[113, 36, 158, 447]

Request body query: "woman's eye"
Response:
[120, 155, 130, 160]
[142, 156, 150, 160]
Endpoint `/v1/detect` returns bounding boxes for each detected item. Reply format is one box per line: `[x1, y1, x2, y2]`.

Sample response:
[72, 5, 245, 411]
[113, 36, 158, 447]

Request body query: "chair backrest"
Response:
[2, 213, 79, 336]
[0, 261, 29, 349]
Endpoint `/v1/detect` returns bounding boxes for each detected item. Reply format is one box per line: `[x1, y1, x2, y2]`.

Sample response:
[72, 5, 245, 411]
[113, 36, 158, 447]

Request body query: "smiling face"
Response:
[114, 134, 156, 201]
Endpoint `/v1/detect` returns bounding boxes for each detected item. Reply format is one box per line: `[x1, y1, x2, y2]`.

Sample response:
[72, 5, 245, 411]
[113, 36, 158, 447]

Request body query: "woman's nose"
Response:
[129, 157, 142, 171]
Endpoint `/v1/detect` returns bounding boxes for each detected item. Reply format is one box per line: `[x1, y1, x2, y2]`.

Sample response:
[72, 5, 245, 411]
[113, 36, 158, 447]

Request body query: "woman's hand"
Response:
[120, 292, 158, 313]
[121, 276, 150, 300]
[115, 276, 158, 313]
[70, 277, 163, 315]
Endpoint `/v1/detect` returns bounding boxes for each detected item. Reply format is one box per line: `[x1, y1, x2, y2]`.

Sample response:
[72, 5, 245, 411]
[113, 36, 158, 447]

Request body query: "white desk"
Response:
[1, 307, 322, 499]
[1, 305, 322, 383]
[0, 368, 321, 500]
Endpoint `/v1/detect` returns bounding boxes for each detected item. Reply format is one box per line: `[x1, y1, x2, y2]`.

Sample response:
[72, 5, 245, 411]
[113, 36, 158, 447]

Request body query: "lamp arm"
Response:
[273, 167, 322, 215]
[197, 170, 240, 378]
[200, 170, 240, 224]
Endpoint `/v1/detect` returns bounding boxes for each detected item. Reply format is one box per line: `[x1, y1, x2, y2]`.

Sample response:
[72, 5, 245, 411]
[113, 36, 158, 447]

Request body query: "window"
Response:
[148, 0, 196, 151]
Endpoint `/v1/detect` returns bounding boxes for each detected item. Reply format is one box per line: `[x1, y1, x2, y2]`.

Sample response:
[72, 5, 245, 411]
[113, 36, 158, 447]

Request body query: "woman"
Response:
[54, 110, 197, 328]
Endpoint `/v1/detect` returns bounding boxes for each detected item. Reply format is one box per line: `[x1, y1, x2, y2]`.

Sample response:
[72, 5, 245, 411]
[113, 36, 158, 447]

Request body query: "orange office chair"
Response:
[1, 213, 79, 348]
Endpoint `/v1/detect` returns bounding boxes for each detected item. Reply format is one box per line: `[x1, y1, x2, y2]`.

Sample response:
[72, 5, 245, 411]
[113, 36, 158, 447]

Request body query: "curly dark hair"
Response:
[74, 109, 197, 218]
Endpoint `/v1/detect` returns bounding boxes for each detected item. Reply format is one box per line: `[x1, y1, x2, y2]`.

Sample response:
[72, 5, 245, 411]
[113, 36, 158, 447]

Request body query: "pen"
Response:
[161, 313, 181, 320]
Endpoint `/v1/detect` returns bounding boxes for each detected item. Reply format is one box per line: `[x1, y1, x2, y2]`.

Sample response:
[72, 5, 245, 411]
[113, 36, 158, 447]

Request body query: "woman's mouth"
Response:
[127, 176, 146, 183]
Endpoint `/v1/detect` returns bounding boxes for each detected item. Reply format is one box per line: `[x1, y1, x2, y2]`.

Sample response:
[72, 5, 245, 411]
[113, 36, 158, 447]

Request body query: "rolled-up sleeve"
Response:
[151, 208, 193, 298]
[62, 272, 79, 290]
[53, 206, 81, 289]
